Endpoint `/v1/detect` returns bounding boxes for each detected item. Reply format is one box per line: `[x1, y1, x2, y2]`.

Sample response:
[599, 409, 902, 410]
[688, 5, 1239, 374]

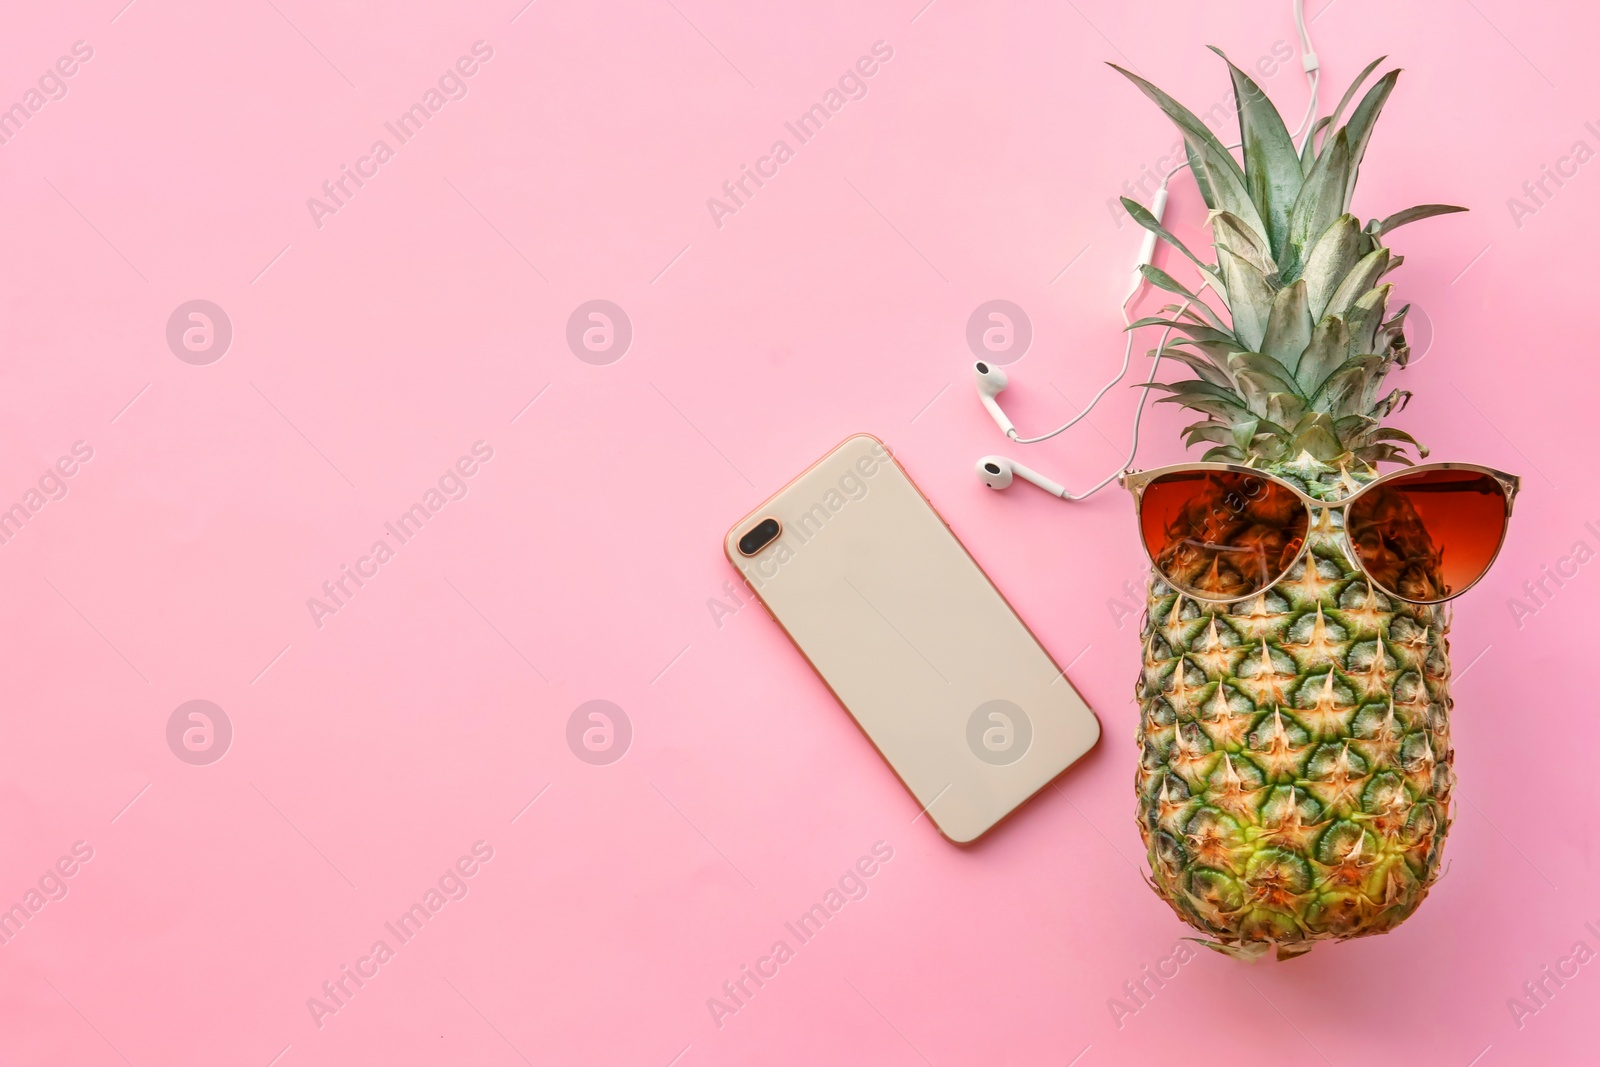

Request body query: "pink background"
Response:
[1, 1, 1594, 1064]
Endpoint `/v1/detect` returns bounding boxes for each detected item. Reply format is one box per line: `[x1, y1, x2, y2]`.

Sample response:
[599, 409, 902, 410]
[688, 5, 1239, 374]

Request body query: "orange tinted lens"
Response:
[1346, 469, 1508, 603]
[1138, 470, 1308, 599]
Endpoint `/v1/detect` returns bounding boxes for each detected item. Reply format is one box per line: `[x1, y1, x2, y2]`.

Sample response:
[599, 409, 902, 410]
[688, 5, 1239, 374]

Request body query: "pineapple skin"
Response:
[1134, 470, 1455, 959]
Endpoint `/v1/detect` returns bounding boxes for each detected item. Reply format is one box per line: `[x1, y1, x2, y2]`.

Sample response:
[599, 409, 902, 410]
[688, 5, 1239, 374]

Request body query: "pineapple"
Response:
[1112, 52, 1467, 959]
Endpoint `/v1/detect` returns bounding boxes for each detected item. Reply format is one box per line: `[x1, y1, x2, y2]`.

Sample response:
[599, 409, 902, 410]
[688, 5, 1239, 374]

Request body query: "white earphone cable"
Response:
[1049, 300, 1185, 500]
[1008, 286, 1147, 446]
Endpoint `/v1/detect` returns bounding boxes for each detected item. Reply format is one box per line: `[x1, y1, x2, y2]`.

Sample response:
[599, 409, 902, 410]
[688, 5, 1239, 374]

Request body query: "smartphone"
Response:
[724, 434, 1100, 843]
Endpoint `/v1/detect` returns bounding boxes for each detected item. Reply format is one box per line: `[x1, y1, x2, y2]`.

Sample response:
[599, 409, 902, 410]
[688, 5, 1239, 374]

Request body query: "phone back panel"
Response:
[724, 435, 1100, 843]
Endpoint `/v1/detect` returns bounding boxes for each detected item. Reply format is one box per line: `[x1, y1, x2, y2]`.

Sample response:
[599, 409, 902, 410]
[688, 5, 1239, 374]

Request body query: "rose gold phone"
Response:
[724, 434, 1100, 843]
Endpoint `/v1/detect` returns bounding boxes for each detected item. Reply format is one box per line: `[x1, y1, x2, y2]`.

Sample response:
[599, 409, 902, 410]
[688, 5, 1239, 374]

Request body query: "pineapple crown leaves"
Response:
[1109, 52, 1466, 469]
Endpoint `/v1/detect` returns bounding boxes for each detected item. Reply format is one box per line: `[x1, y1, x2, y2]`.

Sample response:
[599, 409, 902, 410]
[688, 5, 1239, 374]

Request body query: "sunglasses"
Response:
[1119, 462, 1520, 606]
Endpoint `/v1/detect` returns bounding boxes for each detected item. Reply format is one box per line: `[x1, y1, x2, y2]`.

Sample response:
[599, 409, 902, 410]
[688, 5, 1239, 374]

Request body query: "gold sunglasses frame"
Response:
[1117, 461, 1522, 606]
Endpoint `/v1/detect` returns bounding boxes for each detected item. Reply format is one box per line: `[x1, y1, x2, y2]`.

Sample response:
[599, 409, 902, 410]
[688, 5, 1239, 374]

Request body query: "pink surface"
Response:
[0, 1, 1594, 1064]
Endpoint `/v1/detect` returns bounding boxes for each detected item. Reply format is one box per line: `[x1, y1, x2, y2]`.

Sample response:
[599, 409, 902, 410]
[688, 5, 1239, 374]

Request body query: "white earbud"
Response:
[976, 456, 1067, 498]
[972, 361, 1017, 439]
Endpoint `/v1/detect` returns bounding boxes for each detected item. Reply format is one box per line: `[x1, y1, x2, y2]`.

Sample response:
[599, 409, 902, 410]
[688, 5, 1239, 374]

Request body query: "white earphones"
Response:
[971, 0, 1322, 501]
[976, 456, 1066, 497]
[972, 190, 1175, 501]
[973, 361, 1017, 439]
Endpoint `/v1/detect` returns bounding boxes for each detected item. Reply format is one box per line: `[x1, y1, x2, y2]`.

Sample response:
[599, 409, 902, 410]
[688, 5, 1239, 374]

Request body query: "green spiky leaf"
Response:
[1169, 337, 1242, 365]
[1184, 140, 1217, 208]
[1317, 56, 1386, 159]
[1370, 388, 1411, 419]
[1234, 374, 1292, 419]
[1120, 196, 1220, 284]
[1299, 215, 1362, 319]
[1228, 351, 1300, 394]
[1151, 380, 1253, 421]
[1147, 379, 1239, 401]
[1158, 348, 1234, 388]
[1185, 423, 1235, 447]
[1260, 279, 1313, 374]
[1139, 265, 1229, 331]
[1371, 204, 1468, 235]
[1345, 284, 1393, 357]
[1354, 442, 1414, 465]
[1160, 302, 1226, 329]
[1264, 391, 1308, 427]
[1341, 69, 1401, 207]
[1211, 47, 1303, 260]
[1370, 426, 1429, 458]
[1111, 64, 1269, 239]
[1210, 211, 1277, 277]
[1285, 129, 1351, 281]
[1128, 317, 1241, 351]
[1214, 244, 1275, 351]
[1373, 303, 1409, 363]
[1300, 115, 1334, 173]
[1312, 354, 1384, 413]
[1293, 314, 1351, 395]
[1289, 412, 1346, 460]
[1231, 417, 1260, 449]
[1333, 413, 1378, 439]
[1324, 247, 1391, 322]
[1109, 64, 1246, 187]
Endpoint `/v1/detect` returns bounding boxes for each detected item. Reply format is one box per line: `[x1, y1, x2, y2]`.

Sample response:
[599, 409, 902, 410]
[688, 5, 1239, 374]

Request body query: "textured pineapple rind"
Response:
[1134, 479, 1455, 953]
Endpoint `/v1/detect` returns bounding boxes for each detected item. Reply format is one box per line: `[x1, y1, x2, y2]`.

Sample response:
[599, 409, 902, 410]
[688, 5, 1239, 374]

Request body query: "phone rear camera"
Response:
[738, 517, 782, 556]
